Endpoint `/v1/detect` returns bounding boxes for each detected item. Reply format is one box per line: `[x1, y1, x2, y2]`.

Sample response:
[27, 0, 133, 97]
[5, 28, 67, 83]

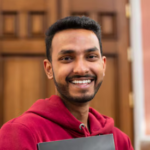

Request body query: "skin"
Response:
[44, 29, 106, 130]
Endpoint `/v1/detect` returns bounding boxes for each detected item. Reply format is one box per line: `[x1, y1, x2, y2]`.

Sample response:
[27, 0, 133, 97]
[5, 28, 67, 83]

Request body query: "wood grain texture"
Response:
[2, 0, 45, 11]
[28, 12, 46, 37]
[98, 13, 117, 39]
[115, 0, 133, 141]
[2, 12, 18, 38]
[46, 0, 58, 26]
[70, 0, 115, 12]
[0, 55, 3, 127]
[3, 57, 46, 123]
[0, 0, 3, 127]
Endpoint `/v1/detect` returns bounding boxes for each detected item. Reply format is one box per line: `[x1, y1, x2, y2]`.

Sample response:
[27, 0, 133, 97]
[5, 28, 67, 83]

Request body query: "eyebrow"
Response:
[58, 47, 99, 55]
[85, 47, 99, 53]
[58, 50, 75, 55]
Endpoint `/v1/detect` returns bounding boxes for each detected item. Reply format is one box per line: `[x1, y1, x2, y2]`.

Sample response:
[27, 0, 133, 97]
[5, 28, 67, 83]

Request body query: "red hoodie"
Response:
[0, 95, 133, 150]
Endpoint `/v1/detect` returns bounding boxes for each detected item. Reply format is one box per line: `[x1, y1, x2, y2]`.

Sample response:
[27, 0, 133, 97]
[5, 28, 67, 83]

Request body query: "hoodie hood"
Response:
[27, 95, 114, 137]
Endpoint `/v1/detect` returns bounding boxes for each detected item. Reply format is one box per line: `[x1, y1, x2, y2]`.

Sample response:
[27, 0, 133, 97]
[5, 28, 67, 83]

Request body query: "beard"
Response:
[53, 72, 103, 104]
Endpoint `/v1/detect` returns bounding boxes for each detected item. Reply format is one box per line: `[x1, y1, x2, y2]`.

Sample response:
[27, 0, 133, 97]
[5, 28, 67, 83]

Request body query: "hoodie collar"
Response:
[27, 95, 114, 137]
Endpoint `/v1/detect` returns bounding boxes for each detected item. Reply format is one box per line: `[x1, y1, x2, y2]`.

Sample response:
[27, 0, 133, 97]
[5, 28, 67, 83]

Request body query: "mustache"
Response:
[66, 74, 96, 81]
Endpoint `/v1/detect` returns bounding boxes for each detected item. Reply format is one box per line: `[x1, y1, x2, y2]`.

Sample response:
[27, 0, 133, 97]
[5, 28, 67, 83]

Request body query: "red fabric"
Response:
[0, 95, 133, 150]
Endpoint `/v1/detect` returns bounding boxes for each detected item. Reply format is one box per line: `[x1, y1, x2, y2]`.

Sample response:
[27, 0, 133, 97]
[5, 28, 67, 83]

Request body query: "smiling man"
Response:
[0, 16, 133, 150]
[50, 30, 104, 103]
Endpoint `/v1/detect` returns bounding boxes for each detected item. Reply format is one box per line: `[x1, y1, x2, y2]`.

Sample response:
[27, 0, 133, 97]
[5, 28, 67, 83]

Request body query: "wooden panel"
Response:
[0, 0, 58, 53]
[89, 12, 98, 21]
[102, 41, 117, 54]
[0, 12, 2, 37]
[0, 0, 3, 127]
[1, 39, 45, 54]
[0, 55, 3, 127]
[90, 56, 119, 126]
[2, 0, 45, 11]
[116, 0, 132, 140]
[3, 57, 46, 123]
[98, 13, 117, 39]
[70, 0, 115, 12]
[71, 12, 89, 17]
[60, 0, 70, 18]
[19, 12, 28, 38]
[46, 0, 58, 26]
[2, 12, 18, 38]
[28, 12, 46, 37]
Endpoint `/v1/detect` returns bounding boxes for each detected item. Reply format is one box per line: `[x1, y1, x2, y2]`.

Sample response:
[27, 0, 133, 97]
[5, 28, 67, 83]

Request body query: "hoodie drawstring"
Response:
[79, 123, 85, 130]
[79, 123, 89, 137]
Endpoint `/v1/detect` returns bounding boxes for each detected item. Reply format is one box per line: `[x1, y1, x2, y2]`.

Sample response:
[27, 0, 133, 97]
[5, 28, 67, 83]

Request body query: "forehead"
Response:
[51, 29, 100, 53]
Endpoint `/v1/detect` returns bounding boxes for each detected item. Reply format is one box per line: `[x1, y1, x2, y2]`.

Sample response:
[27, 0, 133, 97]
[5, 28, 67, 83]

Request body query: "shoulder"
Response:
[112, 127, 134, 150]
[0, 121, 37, 150]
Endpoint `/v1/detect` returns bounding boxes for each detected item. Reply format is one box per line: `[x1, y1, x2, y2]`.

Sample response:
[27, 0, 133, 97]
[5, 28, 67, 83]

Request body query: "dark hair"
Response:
[45, 16, 102, 62]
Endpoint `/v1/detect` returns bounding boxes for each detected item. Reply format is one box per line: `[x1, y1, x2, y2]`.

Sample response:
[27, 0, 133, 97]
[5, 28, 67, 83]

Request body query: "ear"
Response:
[43, 59, 53, 79]
[102, 56, 106, 77]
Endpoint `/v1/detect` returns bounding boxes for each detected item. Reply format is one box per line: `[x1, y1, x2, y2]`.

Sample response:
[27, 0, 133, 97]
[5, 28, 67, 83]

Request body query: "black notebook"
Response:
[37, 134, 115, 150]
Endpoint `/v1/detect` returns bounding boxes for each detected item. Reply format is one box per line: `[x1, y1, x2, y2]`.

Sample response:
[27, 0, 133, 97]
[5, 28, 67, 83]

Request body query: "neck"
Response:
[62, 98, 90, 130]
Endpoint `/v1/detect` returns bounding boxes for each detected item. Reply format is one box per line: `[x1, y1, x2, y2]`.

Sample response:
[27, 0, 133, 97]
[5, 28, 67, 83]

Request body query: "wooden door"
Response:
[59, 0, 133, 142]
[0, 0, 133, 144]
[0, 0, 58, 123]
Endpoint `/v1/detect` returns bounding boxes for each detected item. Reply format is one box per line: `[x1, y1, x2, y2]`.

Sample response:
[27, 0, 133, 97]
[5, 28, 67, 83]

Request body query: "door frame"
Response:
[130, 0, 145, 149]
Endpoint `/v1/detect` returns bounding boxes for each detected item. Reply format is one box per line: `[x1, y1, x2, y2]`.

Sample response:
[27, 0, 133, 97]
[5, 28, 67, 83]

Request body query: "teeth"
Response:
[72, 80, 91, 84]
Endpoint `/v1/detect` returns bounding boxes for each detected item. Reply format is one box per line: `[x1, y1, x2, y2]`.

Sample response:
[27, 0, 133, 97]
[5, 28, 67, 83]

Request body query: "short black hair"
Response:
[45, 16, 102, 62]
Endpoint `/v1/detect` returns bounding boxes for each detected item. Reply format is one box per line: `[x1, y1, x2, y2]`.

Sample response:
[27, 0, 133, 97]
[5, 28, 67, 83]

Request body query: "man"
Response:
[0, 16, 133, 150]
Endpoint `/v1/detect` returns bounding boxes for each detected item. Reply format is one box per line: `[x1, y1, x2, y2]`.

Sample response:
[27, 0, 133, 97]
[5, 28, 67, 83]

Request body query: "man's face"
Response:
[44, 29, 106, 104]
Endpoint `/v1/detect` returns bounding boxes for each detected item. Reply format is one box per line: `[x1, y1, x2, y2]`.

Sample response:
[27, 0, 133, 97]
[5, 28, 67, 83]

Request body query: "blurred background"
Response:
[0, 0, 149, 150]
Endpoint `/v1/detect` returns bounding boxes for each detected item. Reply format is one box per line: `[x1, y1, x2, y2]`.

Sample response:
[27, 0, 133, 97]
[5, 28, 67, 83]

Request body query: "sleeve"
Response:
[113, 127, 134, 150]
[0, 122, 37, 150]
[127, 137, 134, 150]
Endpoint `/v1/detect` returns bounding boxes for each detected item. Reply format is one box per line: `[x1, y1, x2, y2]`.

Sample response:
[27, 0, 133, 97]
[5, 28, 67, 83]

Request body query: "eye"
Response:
[88, 55, 96, 58]
[59, 56, 73, 63]
[86, 54, 99, 61]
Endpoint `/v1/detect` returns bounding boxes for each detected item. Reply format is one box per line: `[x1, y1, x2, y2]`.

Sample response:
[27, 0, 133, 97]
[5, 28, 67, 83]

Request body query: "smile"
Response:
[71, 80, 92, 84]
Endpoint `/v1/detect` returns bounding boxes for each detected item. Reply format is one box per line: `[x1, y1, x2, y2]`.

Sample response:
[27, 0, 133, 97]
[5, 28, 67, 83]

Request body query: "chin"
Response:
[65, 93, 95, 104]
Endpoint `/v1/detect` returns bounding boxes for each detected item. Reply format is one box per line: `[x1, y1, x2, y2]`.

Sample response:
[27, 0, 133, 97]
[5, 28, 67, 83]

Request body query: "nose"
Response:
[73, 58, 89, 75]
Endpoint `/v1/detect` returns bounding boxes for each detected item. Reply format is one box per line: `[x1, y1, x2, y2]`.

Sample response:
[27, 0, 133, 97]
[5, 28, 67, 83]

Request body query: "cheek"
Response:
[53, 64, 72, 81]
[91, 64, 104, 79]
